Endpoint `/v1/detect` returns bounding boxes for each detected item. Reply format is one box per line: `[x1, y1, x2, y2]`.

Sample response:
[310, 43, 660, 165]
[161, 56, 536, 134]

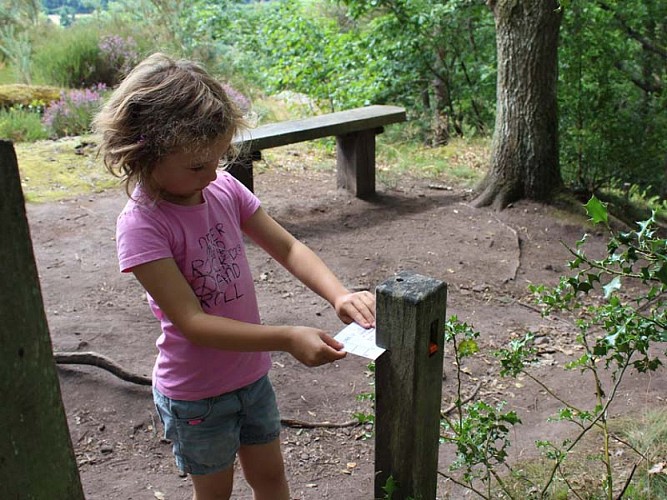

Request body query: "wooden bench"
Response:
[229, 104, 406, 198]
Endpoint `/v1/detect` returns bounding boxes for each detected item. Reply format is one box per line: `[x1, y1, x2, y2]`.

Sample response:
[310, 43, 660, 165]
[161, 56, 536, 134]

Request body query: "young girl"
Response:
[93, 53, 375, 500]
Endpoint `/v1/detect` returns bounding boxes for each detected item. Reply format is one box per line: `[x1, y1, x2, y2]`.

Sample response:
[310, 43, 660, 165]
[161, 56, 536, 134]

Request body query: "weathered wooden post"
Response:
[0, 140, 84, 498]
[375, 271, 447, 500]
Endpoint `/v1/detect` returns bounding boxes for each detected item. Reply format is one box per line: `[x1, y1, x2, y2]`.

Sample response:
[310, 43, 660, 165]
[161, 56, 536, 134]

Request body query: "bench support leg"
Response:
[226, 151, 261, 192]
[336, 130, 376, 198]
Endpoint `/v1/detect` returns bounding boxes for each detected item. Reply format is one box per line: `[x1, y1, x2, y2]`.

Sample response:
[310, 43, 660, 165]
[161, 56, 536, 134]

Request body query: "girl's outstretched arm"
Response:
[242, 207, 375, 328]
[131, 258, 346, 367]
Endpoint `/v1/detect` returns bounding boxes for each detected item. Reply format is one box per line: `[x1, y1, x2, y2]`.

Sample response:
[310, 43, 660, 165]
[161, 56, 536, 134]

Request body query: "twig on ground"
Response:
[54, 351, 152, 386]
[280, 418, 360, 429]
[441, 381, 482, 417]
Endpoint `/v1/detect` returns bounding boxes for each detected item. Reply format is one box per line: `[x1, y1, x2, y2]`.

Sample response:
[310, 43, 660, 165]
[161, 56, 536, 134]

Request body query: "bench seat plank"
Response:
[233, 105, 406, 151]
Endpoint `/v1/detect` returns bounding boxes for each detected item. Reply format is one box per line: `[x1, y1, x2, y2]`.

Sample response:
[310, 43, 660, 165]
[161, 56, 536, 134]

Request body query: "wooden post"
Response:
[336, 128, 379, 198]
[0, 140, 85, 498]
[374, 271, 447, 500]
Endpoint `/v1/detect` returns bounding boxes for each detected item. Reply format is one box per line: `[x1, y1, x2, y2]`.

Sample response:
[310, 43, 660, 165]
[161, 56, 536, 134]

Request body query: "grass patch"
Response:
[14, 136, 120, 202]
[0, 106, 50, 142]
[494, 410, 667, 499]
[377, 135, 489, 189]
[612, 409, 667, 499]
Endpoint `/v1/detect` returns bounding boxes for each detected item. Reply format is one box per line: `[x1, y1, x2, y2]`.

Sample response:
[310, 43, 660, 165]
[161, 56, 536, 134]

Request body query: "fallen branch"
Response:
[280, 418, 359, 429]
[54, 351, 151, 386]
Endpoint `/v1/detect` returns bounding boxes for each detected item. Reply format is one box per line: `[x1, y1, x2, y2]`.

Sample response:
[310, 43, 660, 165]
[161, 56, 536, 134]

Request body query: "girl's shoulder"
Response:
[208, 170, 261, 222]
[209, 170, 258, 203]
[212, 170, 245, 191]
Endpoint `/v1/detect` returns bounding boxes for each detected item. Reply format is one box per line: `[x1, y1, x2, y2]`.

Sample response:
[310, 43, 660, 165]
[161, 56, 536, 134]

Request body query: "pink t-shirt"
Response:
[116, 171, 271, 400]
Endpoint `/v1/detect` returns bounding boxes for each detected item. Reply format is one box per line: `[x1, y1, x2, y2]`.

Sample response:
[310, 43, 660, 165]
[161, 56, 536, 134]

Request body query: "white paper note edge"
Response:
[334, 322, 386, 361]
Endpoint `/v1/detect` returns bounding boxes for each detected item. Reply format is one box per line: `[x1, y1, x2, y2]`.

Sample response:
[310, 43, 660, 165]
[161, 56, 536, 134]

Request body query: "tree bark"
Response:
[0, 140, 84, 499]
[474, 0, 563, 210]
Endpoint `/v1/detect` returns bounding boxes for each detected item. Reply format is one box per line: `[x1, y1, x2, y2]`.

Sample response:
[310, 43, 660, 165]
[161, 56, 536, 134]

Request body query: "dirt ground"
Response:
[27, 163, 666, 499]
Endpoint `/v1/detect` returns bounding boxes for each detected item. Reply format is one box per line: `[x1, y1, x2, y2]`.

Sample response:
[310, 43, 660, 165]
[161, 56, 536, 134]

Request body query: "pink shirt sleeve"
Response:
[116, 205, 173, 273]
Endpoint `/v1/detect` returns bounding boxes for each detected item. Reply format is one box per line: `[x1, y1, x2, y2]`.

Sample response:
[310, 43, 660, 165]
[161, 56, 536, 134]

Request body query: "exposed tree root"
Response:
[459, 202, 522, 282]
[488, 213, 521, 281]
[471, 174, 523, 211]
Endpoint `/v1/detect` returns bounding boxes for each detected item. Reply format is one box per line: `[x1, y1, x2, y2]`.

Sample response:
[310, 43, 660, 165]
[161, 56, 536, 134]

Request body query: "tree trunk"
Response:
[0, 141, 85, 498]
[432, 45, 450, 147]
[474, 0, 563, 210]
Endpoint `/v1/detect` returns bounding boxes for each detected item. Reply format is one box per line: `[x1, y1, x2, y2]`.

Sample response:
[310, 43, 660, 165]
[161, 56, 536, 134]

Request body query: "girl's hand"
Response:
[287, 327, 347, 367]
[334, 291, 376, 328]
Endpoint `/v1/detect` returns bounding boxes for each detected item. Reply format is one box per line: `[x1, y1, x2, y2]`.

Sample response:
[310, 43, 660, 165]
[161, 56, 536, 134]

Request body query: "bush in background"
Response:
[30, 23, 140, 89]
[0, 105, 49, 142]
[31, 22, 102, 88]
[97, 34, 140, 86]
[42, 84, 106, 138]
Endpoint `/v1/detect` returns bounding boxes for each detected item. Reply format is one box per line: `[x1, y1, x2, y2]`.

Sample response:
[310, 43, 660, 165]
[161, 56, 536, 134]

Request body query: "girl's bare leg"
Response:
[190, 465, 234, 500]
[238, 438, 290, 500]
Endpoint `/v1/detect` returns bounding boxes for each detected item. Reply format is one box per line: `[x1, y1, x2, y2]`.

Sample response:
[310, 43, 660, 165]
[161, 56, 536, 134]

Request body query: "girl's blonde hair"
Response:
[93, 52, 245, 197]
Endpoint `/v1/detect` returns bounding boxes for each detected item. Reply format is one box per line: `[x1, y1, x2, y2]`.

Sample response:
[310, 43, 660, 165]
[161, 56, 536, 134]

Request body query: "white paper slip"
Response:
[334, 322, 386, 361]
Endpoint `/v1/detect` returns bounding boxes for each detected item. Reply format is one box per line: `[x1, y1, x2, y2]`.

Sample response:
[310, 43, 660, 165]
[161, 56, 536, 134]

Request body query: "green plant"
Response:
[31, 23, 103, 88]
[440, 316, 521, 498]
[0, 104, 49, 142]
[439, 196, 667, 499]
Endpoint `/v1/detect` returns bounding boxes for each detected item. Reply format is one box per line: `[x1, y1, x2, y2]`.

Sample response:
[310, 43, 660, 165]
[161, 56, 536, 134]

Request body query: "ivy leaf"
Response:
[585, 196, 608, 225]
[603, 276, 622, 299]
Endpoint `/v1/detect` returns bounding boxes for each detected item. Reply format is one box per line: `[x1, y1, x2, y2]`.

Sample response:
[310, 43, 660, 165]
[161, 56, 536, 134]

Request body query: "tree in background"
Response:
[559, 0, 667, 199]
[473, 0, 562, 209]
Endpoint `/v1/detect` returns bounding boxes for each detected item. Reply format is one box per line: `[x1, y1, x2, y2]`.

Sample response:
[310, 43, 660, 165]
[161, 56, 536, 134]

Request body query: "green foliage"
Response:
[382, 475, 398, 499]
[559, 1, 667, 197]
[0, 104, 48, 142]
[442, 316, 521, 497]
[617, 409, 667, 499]
[441, 197, 667, 498]
[249, 1, 369, 111]
[0, 0, 41, 84]
[31, 22, 102, 87]
[340, 0, 496, 137]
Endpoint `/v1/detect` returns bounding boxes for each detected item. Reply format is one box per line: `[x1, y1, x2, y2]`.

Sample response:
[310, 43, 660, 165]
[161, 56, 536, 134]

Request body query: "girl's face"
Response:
[151, 131, 233, 205]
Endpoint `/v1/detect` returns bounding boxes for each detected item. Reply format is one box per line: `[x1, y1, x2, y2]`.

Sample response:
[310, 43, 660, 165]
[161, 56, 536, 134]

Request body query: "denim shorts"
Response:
[153, 374, 282, 476]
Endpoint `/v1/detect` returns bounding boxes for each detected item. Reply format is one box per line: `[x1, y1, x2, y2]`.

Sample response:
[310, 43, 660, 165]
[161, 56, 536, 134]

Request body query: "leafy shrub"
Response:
[0, 105, 49, 142]
[98, 34, 140, 86]
[42, 85, 106, 138]
[31, 23, 103, 88]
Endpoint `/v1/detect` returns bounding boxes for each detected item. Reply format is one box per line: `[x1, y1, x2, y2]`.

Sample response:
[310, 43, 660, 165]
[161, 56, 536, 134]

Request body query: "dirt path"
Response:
[28, 166, 665, 499]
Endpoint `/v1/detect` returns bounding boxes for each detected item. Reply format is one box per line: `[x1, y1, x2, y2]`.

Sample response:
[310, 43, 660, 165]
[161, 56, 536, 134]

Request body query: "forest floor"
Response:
[26, 146, 667, 499]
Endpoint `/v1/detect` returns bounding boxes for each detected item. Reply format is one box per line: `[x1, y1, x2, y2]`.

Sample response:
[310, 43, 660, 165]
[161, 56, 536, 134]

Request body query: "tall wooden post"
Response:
[0, 140, 85, 498]
[375, 271, 447, 500]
